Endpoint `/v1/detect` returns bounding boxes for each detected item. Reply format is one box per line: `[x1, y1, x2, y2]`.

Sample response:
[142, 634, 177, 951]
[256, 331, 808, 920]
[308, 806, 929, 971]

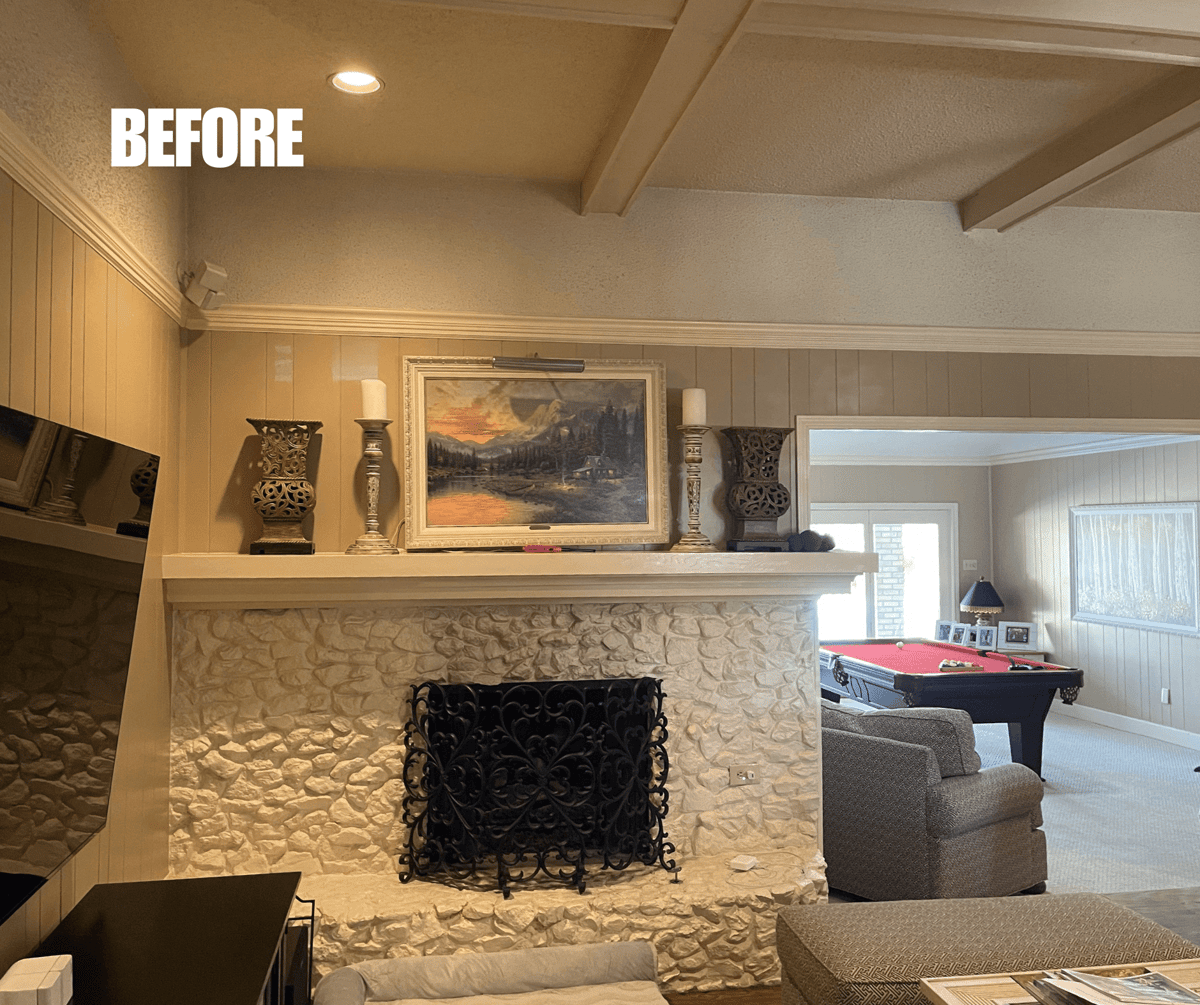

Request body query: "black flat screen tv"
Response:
[0, 403, 158, 926]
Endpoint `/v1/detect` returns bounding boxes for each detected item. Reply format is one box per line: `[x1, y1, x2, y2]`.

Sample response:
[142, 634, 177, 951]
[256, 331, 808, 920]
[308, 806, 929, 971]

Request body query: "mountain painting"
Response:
[423, 376, 649, 528]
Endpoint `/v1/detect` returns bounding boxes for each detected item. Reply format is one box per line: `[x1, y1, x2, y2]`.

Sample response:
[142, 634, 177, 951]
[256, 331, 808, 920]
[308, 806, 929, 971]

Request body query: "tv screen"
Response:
[0, 403, 158, 926]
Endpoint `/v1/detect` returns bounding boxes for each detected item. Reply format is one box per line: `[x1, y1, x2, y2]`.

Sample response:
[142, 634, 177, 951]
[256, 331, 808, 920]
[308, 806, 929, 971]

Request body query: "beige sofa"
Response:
[821, 699, 1047, 900]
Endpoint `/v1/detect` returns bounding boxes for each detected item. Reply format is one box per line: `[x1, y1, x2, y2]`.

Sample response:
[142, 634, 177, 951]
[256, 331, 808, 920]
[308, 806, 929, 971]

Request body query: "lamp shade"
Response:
[960, 577, 1004, 625]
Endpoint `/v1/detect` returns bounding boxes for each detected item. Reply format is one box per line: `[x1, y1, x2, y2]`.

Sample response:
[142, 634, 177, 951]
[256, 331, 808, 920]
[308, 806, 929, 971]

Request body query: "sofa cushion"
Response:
[820, 698, 865, 733]
[858, 706, 981, 777]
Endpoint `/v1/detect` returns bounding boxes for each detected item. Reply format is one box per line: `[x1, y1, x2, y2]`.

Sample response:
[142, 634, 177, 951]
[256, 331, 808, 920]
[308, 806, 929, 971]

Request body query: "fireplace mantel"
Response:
[161, 551, 877, 609]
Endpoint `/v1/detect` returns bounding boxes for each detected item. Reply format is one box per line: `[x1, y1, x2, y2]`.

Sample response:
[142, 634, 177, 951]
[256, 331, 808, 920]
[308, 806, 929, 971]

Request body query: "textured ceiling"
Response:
[95, 0, 1200, 212]
[98, 0, 653, 176]
[650, 34, 1174, 205]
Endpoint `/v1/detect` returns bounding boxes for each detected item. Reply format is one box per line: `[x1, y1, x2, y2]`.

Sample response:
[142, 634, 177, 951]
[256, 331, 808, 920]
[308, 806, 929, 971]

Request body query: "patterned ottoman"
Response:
[777, 893, 1200, 1005]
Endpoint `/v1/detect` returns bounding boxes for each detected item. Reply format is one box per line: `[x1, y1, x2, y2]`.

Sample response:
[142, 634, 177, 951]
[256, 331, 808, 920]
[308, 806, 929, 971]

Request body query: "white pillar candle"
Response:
[682, 387, 707, 426]
[361, 379, 387, 420]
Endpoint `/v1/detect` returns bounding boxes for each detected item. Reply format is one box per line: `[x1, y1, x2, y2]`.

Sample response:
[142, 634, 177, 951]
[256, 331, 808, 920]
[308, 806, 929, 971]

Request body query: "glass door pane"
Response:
[812, 504, 956, 642]
[811, 521, 867, 639]
[872, 522, 941, 638]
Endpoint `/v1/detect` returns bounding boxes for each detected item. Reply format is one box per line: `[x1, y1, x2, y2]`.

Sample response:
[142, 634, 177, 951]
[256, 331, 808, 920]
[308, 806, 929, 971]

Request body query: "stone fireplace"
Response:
[163, 551, 872, 991]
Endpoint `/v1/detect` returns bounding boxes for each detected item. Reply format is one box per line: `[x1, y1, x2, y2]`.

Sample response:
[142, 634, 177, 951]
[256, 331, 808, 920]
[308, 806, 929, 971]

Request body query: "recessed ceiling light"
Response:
[328, 71, 383, 94]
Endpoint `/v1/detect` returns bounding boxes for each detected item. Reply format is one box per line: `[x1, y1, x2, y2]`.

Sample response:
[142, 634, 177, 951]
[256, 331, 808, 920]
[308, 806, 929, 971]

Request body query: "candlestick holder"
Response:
[347, 418, 400, 555]
[670, 424, 717, 552]
[27, 429, 88, 526]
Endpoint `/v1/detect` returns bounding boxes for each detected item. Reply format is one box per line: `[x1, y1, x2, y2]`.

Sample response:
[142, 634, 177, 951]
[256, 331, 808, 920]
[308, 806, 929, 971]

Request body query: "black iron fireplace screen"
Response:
[398, 677, 676, 897]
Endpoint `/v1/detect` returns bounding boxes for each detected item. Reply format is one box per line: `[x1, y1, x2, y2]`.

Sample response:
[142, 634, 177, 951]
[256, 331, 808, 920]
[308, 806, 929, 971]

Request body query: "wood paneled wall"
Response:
[992, 444, 1200, 735]
[0, 168, 179, 965]
[181, 335, 1200, 555]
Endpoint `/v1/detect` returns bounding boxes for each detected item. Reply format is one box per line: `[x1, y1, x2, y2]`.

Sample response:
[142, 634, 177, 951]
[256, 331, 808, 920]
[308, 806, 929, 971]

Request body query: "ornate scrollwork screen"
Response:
[399, 677, 675, 898]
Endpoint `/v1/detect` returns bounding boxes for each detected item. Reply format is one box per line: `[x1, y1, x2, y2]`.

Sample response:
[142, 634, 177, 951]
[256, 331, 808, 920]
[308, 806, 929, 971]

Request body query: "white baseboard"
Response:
[1052, 702, 1200, 753]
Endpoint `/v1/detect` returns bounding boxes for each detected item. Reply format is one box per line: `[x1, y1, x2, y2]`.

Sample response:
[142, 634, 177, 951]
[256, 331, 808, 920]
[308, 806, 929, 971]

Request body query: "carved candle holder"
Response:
[247, 419, 322, 555]
[670, 424, 717, 552]
[347, 418, 400, 555]
[721, 426, 793, 550]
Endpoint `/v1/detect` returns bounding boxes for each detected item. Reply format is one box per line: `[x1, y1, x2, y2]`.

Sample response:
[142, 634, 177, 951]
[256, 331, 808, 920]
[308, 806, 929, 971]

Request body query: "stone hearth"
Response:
[302, 849, 827, 993]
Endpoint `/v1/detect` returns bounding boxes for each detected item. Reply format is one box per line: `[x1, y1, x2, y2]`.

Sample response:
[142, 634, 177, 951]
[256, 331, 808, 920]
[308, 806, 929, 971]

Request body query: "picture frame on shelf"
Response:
[0, 406, 57, 510]
[976, 625, 997, 649]
[998, 621, 1039, 651]
[965, 625, 980, 646]
[402, 356, 669, 550]
[933, 619, 953, 642]
[949, 623, 967, 645]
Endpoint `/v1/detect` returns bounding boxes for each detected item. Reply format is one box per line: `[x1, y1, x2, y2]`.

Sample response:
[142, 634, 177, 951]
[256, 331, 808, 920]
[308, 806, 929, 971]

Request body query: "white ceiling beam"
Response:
[385, 0, 684, 29]
[960, 70, 1200, 231]
[580, 0, 760, 215]
[750, 2, 1200, 65]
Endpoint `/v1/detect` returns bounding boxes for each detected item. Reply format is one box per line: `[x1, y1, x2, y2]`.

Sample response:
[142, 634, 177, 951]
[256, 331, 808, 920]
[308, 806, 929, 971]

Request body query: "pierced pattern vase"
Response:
[116, 454, 159, 538]
[247, 419, 322, 554]
[721, 426, 793, 544]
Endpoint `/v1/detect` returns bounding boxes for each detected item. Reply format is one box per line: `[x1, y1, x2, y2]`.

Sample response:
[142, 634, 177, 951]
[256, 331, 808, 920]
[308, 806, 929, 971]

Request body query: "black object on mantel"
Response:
[35, 873, 304, 1005]
[788, 529, 835, 552]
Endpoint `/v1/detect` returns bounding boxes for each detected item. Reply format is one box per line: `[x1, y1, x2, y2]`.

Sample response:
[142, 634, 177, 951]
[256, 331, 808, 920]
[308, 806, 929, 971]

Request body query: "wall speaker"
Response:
[181, 260, 228, 310]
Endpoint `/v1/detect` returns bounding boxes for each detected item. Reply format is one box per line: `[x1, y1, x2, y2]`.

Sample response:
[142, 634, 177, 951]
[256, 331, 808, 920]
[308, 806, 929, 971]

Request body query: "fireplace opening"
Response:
[398, 677, 676, 897]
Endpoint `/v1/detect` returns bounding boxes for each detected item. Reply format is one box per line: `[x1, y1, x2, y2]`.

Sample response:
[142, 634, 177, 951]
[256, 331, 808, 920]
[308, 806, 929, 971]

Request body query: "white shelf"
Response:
[0, 507, 147, 565]
[161, 550, 878, 609]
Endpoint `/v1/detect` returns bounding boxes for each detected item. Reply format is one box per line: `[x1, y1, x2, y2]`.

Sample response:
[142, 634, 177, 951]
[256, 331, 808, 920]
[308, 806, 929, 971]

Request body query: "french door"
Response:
[811, 504, 957, 641]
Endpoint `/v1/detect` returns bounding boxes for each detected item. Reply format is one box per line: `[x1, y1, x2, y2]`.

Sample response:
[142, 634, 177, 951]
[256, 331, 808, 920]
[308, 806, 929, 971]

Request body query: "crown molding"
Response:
[0, 109, 188, 325]
[192, 302, 1200, 356]
[812, 434, 1200, 468]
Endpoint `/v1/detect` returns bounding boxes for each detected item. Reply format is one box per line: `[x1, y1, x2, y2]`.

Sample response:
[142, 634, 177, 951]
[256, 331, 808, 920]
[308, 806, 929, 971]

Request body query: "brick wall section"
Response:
[873, 524, 906, 636]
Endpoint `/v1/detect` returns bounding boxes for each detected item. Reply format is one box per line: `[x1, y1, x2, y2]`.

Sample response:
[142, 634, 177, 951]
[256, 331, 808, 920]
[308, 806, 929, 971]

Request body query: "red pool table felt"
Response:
[821, 641, 1052, 675]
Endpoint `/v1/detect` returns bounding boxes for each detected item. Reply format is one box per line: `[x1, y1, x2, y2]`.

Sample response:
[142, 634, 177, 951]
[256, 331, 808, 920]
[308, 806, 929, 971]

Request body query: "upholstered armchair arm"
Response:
[822, 728, 942, 900]
[926, 763, 1044, 838]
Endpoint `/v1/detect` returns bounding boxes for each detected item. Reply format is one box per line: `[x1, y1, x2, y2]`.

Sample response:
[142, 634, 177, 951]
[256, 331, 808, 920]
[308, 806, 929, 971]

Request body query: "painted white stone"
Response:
[300, 850, 826, 993]
[170, 599, 823, 989]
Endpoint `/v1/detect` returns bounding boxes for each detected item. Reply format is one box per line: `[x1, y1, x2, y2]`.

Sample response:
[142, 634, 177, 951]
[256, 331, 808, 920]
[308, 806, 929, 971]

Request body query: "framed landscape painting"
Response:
[402, 357, 669, 549]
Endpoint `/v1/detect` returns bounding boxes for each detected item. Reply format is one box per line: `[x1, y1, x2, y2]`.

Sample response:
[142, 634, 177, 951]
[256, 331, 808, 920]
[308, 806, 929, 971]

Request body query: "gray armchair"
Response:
[821, 699, 1046, 900]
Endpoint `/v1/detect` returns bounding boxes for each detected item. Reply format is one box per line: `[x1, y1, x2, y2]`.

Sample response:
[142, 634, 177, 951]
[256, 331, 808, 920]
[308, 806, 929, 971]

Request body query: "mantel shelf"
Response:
[161, 551, 878, 609]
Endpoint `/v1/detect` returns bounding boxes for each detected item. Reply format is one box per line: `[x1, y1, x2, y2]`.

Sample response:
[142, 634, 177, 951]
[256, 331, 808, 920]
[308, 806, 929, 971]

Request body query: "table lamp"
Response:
[960, 577, 1004, 625]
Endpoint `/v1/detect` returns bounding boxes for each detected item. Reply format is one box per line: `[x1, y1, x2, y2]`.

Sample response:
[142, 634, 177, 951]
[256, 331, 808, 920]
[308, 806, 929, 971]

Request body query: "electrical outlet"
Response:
[729, 764, 758, 786]
[1162, 688, 1171, 704]
[963, 559, 979, 571]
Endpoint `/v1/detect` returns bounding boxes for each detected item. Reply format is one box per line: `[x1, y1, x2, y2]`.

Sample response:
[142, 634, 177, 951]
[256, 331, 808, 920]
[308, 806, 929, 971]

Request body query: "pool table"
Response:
[819, 638, 1083, 777]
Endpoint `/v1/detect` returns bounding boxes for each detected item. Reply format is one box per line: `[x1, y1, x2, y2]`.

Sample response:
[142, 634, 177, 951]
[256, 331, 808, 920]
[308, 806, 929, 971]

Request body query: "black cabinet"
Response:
[35, 873, 308, 1005]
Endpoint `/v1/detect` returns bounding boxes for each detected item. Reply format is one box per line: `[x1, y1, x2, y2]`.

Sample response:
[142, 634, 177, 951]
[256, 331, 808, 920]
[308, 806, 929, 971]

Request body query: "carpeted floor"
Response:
[973, 712, 1200, 894]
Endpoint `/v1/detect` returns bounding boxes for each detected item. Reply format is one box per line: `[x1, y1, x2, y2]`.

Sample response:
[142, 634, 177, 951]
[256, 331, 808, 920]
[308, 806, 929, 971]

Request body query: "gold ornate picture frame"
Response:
[402, 357, 668, 550]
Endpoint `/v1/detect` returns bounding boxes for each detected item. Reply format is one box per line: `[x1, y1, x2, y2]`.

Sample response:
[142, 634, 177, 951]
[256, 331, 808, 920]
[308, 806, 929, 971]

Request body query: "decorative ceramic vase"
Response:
[247, 419, 322, 555]
[721, 426, 793, 548]
[116, 455, 158, 538]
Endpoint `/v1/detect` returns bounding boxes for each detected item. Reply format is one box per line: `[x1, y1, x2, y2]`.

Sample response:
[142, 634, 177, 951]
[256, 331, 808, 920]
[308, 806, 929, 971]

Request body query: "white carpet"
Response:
[973, 713, 1200, 894]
